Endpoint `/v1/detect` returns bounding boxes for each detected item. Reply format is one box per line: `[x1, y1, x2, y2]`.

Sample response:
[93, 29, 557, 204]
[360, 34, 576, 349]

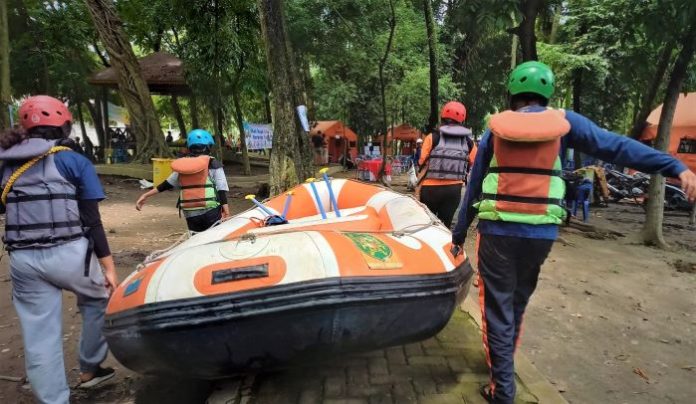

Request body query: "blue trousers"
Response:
[10, 238, 109, 404]
[477, 234, 553, 404]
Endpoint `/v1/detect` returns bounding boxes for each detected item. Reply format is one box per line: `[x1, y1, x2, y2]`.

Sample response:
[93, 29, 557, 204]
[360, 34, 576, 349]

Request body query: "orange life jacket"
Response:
[476, 109, 570, 225]
[170, 155, 219, 211]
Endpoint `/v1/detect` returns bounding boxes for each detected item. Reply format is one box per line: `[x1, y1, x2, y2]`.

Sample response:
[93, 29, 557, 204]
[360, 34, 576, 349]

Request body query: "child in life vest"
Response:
[136, 129, 230, 232]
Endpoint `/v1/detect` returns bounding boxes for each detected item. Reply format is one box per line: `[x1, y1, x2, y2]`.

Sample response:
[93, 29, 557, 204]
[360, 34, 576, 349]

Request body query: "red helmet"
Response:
[18, 95, 72, 130]
[440, 101, 466, 123]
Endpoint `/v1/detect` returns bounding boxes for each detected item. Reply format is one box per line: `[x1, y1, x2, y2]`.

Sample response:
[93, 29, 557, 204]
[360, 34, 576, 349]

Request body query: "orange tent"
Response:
[309, 121, 358, 163]
[375, 124, 423, 155]
[640, 92, 696, 173]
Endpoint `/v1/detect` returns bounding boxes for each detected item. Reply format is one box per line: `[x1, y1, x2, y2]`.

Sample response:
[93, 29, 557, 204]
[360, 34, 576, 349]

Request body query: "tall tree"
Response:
[257, 0, 313, 194]
[642, 18, 696, 248]
[0, 0, 10, 128]
[512, 0, 543, 61]
[628, 42, 675, 139]
[170, 95, 187, 138]
[423, 0, 438, 133]
[83, 0, 170, 162]
[378, 0, 396, 183]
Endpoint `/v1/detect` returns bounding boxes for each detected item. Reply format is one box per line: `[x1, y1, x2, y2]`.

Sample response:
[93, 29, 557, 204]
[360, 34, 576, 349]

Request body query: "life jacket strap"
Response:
[481, 193, 562, 206]
[487, 167, 562, 176]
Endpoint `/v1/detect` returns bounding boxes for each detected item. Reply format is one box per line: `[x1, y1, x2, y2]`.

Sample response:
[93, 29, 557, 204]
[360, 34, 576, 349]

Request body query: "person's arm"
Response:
[78, 200, 118, 293]
[135, 180, 174, 210]
[566, 111, 687, 176]
[54, 152, 118, 293]
[565, 110, 696, 202]
[419, 135, 433, 167]
[210, 163, 230, 218]
[136, 172, 177, 210]
[452, 130, 493, 246]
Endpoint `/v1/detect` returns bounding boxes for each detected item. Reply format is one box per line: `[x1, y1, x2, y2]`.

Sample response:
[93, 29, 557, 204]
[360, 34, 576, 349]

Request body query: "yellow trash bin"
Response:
[152, 158, 174, 185]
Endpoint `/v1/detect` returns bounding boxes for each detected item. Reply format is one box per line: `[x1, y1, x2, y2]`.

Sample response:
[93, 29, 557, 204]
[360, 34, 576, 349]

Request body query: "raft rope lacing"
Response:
[1, 146, 72, 205]
[140, 194, 445, 266]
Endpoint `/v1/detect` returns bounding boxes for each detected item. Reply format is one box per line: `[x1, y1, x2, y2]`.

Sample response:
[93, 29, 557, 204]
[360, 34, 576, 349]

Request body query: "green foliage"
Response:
[6, 0, 696, 144]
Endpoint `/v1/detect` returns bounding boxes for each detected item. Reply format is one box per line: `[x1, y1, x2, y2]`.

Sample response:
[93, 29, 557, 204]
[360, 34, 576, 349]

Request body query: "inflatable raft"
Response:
[104, 178, 473, 378]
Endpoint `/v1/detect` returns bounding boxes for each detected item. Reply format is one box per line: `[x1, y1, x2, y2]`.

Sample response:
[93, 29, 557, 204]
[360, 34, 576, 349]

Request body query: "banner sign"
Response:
[243, 122, 273, 150]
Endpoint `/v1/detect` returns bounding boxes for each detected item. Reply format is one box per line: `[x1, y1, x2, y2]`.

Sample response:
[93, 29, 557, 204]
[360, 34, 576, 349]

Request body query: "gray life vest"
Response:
[0, 139, 83, 250]
[424, 125, 474, 181]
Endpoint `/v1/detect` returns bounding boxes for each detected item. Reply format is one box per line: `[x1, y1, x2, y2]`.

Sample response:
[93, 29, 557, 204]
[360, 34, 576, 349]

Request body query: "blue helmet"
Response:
[186, 129, 215, 148]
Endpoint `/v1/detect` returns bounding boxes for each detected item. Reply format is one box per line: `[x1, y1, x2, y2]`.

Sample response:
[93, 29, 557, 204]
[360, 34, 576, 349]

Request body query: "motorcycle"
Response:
[605, 169, 693, 211]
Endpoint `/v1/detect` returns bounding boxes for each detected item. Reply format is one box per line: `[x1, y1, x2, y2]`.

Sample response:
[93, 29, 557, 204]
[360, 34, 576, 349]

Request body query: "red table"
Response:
[359, 159, 392, 181]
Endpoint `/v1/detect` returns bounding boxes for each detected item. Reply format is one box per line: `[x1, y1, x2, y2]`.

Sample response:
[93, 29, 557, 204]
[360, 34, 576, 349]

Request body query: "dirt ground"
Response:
[0, 171, 695, 403]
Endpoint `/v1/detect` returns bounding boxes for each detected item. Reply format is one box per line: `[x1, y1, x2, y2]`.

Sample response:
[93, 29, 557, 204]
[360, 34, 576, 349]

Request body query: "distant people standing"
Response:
[312, 132, 324, 164]
[417, 101, 477, 228]
[166, 131, 174, 143]
[412, 138, 423, 167]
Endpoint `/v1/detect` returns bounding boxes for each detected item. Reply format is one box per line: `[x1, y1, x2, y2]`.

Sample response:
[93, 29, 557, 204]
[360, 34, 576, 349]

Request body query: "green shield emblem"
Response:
[344, 232, 392, 262]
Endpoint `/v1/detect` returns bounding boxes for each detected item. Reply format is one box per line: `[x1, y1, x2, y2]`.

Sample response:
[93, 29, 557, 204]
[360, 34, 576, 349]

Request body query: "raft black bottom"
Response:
[105, 260, 473, 379]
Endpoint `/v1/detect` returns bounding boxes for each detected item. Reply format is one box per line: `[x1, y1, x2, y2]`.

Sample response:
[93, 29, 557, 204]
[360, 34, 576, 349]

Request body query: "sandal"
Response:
[77, 367, 115, 389]
[479, 384, 494, 403]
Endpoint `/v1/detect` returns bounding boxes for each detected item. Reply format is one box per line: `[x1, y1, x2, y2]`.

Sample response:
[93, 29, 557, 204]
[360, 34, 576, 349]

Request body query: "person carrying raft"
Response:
[0, 95, 119, 403]
[136, 129, 230, 232]
[451, 61, 696, 404]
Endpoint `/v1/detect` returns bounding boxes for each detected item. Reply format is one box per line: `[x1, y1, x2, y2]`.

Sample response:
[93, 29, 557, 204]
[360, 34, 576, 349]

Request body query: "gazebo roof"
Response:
[88, 52, 190, 95]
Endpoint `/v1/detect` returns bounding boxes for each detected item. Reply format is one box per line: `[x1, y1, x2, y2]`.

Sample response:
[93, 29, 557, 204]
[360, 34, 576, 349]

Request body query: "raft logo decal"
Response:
[344, 233, 402, 269]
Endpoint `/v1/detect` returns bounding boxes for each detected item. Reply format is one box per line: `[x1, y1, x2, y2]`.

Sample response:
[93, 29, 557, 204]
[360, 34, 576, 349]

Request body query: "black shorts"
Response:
[185, 206, 222, 232]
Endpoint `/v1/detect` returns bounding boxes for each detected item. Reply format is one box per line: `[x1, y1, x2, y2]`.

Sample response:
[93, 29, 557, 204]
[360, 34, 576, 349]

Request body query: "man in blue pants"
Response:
[451, 61, 696, 403]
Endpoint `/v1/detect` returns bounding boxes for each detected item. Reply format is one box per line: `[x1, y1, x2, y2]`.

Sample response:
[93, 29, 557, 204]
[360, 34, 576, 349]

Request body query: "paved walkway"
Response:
[208, 305, 565, 404]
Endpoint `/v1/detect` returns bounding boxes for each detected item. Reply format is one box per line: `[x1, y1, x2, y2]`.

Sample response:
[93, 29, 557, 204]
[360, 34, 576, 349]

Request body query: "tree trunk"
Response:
[84, 0, 169, 161]
[548, 4, 561, 44]
[232, 88, 251, 176]
[642, 21, 696, 248]
[257, 0, 313, 195]
[264, 92, 272, 123]
[170, 95, 187, 137]
[424, 0, 439, 133]
[189, 94, 200, 129]
[86, 100, 106, 162]
[378, 0, 397, 184]
[573, 69, 583, 169]
[215, 106, 224, 161]
[629, 42, 675, 139]
[0, 0, 10, 128]
[515, 0, 542, 61]
[76, 102, 95, 162]
[510, 30, 518, 69]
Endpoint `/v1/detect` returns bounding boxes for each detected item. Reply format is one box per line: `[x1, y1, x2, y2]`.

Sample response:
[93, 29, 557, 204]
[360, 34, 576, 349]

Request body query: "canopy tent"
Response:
[375, 124, 423, 156]
[87, 52, 192, 163]
[309, 120, 359, 164]
[88, 52, 190, 95]
[640, 92, 696, 172]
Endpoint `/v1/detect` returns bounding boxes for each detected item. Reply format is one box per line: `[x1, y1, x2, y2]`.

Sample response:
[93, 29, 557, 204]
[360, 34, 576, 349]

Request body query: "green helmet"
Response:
[507, 61, 555, 100]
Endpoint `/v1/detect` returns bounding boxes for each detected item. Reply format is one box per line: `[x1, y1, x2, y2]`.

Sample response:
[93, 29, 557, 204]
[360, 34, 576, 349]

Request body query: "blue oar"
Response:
[281, 191, 294, 220]
[245, 194, 274, 216]
[305, 178, 327, 219]
[319, 167, 340, 217]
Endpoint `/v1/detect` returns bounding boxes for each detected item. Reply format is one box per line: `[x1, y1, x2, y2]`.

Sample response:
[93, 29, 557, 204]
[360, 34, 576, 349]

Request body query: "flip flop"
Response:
[77, 367, 115, 389]
[479, 384, 494, 403]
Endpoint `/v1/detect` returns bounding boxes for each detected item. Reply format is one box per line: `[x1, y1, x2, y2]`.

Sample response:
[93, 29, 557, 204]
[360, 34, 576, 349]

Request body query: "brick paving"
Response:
[241, 309, 543, 404]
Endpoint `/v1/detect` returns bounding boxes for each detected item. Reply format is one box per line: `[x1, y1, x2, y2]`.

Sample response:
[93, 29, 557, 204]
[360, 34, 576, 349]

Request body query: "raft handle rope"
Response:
[1, 146, 72, 205]
[139, 193, 446, 266]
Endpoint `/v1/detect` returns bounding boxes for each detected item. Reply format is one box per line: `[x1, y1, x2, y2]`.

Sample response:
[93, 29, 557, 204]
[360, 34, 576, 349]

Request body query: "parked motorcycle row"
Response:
[570, 168, 693, 211]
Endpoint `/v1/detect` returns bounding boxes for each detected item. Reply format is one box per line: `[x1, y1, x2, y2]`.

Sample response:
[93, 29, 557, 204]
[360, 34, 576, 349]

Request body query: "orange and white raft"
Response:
[104, 179, 474, 378]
